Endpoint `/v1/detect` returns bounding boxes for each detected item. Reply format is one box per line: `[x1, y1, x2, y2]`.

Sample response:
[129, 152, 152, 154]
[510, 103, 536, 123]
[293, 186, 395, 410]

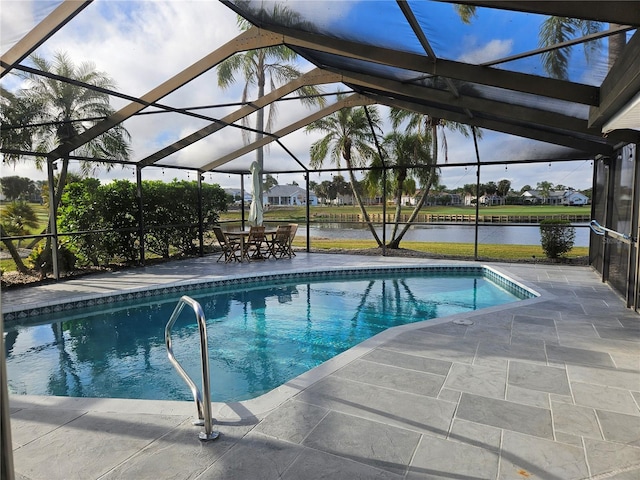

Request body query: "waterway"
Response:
[301, 222, 590, 247]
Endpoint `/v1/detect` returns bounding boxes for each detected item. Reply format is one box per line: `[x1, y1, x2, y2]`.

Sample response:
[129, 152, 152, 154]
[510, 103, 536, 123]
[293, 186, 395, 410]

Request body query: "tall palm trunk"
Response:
[21, 157, 70, 273]
[25, 153, 72, 252]
[387, 123, 439, 249]
[0, 224, 28, 273]
[390, 168, 407, 241]
[39, 157, 69, 273]
[386, 169, 437, 249]
[345, 156, 382, 247]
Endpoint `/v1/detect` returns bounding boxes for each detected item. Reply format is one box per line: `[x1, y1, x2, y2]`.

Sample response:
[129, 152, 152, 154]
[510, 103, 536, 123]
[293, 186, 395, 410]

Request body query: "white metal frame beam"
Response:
[45, 28, 283, 161]
[138, 69, 341, 167]
[200, 94, 375, 171]
[340, 71, 604, 140]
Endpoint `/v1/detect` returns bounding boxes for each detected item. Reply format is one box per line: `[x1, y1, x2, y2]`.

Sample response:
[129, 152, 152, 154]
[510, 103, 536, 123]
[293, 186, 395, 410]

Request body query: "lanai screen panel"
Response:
[223, 0, 627, 165]
[3, 0, 637, 175]
[406, 1, 624, 85]
[2, 1, 245, 173]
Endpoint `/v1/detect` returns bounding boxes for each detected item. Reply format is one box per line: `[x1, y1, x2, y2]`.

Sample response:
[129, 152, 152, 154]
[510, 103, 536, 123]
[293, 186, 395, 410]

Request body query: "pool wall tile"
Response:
[3, 265, 537, 323]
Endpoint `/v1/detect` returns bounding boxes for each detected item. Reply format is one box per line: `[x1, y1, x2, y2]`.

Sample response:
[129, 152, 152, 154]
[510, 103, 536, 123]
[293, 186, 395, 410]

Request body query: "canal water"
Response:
[301, 223, 590, 247]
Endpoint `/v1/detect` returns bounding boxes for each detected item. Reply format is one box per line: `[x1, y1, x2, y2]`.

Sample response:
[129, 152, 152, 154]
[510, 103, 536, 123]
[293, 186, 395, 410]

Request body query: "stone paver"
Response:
[597, 410, 640, 446]
[499, 431, 589, 480]
[282, 448, 403, 480]
[551, 401, 603, 440]
[507, 361, 571, 395]
[456, 392, 554, 439]
[302, 411, 421, 476]
[4, 255, 640, 479]
[407, 434, 499, 480]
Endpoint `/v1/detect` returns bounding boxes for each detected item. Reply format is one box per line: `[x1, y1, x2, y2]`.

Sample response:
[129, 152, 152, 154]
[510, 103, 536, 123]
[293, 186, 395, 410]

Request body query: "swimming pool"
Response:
[4, 266, 535, 402]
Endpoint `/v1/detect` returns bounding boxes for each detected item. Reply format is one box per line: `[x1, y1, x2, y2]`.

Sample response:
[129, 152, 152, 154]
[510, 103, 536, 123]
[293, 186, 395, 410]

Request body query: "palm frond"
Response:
[539, 16, 574, 80]
[454, 5, 477, 24]
[3, 51, 131, 170]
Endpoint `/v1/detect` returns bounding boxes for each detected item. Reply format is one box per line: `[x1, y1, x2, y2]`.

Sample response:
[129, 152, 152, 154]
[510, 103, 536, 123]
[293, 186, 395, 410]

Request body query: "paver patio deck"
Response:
[3, 253, 639, 479]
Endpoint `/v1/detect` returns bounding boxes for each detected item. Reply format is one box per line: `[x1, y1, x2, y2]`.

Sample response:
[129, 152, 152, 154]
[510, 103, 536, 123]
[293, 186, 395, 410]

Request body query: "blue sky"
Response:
[1, 0, 600, 192]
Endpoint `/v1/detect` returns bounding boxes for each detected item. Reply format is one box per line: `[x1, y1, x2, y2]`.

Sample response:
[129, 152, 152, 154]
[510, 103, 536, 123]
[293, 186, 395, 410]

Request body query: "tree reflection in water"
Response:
[5, 273, 521, 401]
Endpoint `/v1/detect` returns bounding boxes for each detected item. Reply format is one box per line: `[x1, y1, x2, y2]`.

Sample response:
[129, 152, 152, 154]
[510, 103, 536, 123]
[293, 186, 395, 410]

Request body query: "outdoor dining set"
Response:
[212, 224, 298, 263]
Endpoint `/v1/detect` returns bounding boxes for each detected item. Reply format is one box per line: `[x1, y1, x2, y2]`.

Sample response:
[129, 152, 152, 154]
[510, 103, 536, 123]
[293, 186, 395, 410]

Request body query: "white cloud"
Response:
[1, 0, 59, 54]
[457, 37, 513, 64]
[255, 0, 357, 31]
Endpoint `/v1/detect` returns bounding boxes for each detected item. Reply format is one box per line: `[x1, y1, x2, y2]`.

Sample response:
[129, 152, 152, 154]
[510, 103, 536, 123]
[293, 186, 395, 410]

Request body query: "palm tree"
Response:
[1, 201, 39, 245]
[306, 100, 383, 246]
[217, 14, 325, 203]
[366, 131, 436, 248]
[0, 200, 40, 272]
[4, 52, 131, 205]
[497, 179, 512, 198]
[455, 6, 620, 79]
[1, 51, 131, 271]
[0, 223, 29, 273]
[389, 108, 475, 168]
[0, 87, 41, 163]
[536, 181, 554, 204]
[387, 108, 476, 235]
[539, 17, 603, 80]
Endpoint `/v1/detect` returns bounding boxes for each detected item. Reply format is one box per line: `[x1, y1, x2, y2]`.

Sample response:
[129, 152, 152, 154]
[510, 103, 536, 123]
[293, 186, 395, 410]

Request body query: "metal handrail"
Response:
[589, 220, 634, 244]
[165, 295, 219, 441]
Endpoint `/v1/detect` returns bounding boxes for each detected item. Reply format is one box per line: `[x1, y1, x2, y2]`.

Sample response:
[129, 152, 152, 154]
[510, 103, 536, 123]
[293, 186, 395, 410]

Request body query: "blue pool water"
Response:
[4, 270, 530, 402]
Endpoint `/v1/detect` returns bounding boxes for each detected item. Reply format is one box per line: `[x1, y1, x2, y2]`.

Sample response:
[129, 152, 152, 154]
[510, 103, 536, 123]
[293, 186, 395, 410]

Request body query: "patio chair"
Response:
[213, 226, 241, 263]
[287, 223, 298, 257]
[267, 225, 292, 259]
[244, 225, 268, 260]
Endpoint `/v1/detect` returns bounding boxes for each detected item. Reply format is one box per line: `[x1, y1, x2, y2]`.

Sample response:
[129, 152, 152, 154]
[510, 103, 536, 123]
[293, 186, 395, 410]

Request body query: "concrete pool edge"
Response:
[9, 263, 551, 425]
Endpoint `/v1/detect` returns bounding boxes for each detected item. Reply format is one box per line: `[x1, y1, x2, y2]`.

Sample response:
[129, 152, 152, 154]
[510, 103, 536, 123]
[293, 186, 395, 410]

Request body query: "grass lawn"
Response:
[292, 238, 588, 260]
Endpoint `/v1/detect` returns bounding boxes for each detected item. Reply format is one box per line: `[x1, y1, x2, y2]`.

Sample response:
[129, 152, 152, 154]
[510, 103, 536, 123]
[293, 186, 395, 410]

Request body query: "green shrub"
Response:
[58, 178, 228, 264]
[28, 243, 77, 273]
[539, 219, 575, 259]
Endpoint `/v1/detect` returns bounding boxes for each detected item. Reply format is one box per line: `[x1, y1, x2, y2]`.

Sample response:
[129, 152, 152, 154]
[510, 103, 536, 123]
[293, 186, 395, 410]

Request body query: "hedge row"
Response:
[58, 178, 228, 266]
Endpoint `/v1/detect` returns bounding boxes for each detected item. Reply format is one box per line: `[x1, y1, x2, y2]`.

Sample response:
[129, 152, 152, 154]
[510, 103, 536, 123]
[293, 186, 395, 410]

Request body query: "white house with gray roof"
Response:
[521, 189, 589, 205]
[264, 185, 318, 206]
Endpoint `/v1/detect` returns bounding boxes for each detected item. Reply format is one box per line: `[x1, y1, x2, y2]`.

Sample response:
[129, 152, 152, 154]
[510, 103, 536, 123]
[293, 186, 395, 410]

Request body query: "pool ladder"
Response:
[165, 295, 220, 441]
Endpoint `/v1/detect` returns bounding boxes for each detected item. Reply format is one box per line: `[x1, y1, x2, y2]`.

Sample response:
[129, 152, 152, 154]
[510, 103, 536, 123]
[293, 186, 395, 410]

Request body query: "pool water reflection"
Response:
[5, 271, 527, 402]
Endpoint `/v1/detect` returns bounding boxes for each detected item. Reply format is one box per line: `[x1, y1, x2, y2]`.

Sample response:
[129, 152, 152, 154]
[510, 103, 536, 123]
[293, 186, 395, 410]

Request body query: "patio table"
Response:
[224, 229, 276, 261]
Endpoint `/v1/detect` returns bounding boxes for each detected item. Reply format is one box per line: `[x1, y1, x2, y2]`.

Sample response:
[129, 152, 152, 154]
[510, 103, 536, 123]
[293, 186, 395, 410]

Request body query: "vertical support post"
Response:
[603, 154, 615, 282]
[472, 128, 481, 261]
[136, 166, 145, 266]
[382, 168, 387, 256]
[305, 173, 310, 252]
[240, 174, 246, 230]
[589, 157, 598, 267]
[197, 172, 204, 257]
[47, 159, 59, 280]
[625, 145, 639, 308]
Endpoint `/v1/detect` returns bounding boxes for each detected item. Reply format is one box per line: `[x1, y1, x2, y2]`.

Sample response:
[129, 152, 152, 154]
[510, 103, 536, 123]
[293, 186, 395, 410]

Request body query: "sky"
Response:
[0, 0, 600, 193]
